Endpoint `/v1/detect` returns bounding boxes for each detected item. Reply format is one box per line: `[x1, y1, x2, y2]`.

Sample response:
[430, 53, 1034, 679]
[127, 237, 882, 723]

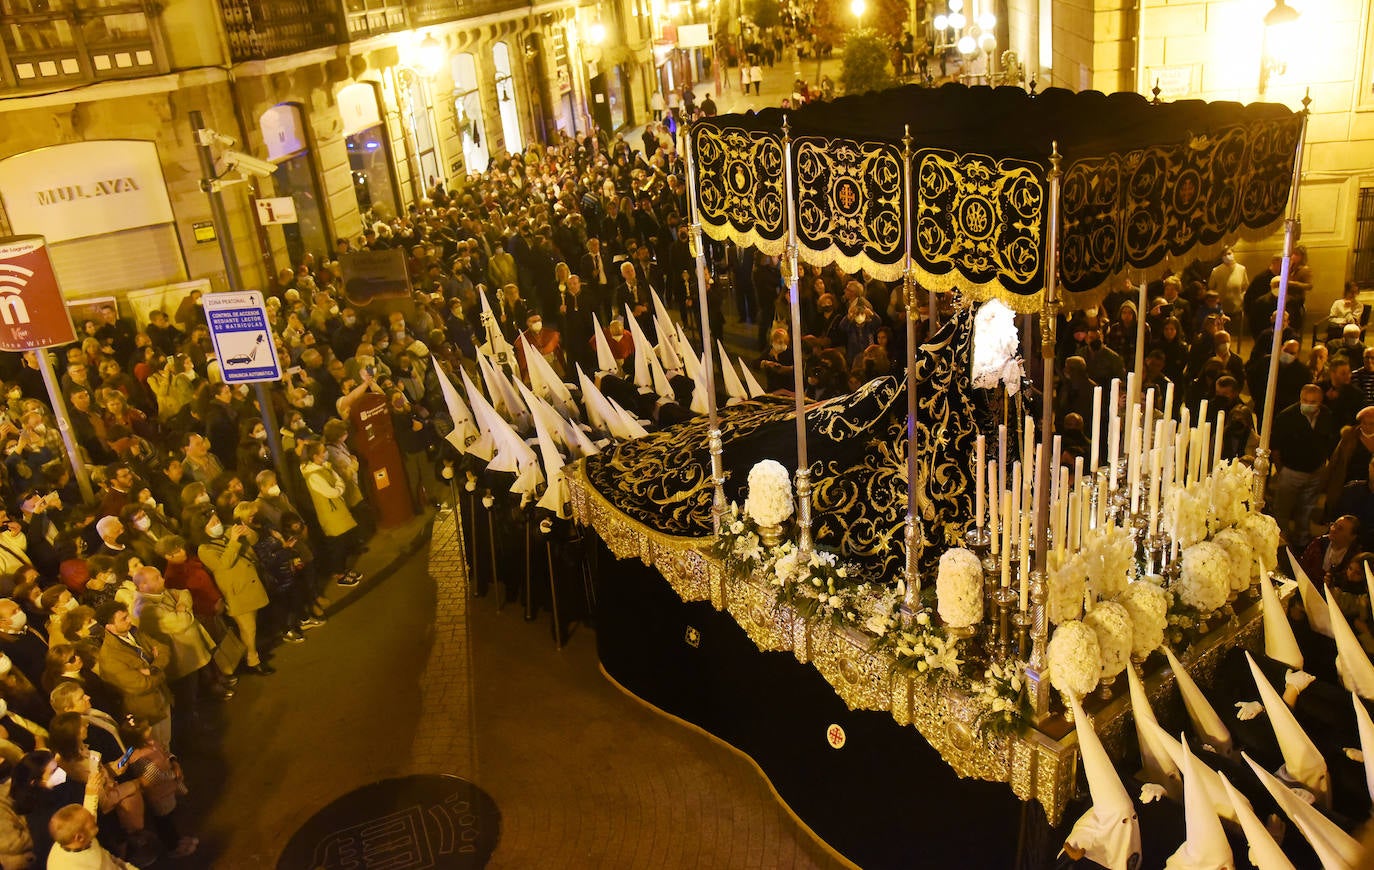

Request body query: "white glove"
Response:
[1139, 783, 1168, 803]
[1290, 786, 1317, 806]
[1345, 747, 1365, 763]
[1285, 669, 1316, 693]
[1235, 700, 1264, 721]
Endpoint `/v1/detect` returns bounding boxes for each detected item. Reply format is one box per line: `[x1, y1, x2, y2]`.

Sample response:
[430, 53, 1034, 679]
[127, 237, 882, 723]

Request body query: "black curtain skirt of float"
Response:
[591, 540, 1025, 869]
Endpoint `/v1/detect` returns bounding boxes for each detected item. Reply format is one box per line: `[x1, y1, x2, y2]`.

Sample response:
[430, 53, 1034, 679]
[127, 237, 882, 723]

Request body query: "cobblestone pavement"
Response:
[188, 508, 849, 868]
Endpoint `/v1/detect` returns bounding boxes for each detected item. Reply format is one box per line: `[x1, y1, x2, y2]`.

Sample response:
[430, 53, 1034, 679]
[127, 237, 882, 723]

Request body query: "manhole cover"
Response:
[278, 774, 500, 869]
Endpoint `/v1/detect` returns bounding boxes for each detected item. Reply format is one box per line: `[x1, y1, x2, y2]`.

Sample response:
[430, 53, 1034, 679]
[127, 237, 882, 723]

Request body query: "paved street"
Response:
[184, 509, 849, 868]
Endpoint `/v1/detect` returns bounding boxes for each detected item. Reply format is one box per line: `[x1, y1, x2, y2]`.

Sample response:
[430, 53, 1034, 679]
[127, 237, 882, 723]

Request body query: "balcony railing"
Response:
[222, 0, 342, 62]
[407, 0, 526, 29]
[343, 0, 405, 40]
[0, 0, 164, 91]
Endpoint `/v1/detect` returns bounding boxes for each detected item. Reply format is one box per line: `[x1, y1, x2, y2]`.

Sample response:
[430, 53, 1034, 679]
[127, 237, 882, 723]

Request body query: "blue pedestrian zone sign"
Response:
[204, 290, 282, 384]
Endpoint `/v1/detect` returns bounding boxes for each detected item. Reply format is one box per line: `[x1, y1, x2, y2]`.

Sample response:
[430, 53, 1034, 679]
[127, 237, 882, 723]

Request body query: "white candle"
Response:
[1198, 423, 1211, 482]
[1032, 442, 1046, 548]
[1090, 385, 1103, 471]
[998, 424, 1007, 503]
[1020, 490, 1031, 612]
[1126, 403, 1141, 507]
[1067, 490, 1079, 556]
[1213, 409, 1226, 469]
[1023, 415, 1035, 502]
[1051, 434, 1063, 498]
[1108, 418, 1121, 491]
[1142, 389, 1155, 458]
[1161, 435, 1175, 522]
[1148, 447, 1162, 537]
[1163, 381, 1174, 426]
[1175, 408, 1190, 486]
[1057, 467, 1070, 551]
[1126, 372, 1139, 422]
[989, 460, 1000, 555]
[1108, 378, 1121, 470]
[1074, 455, 1085, 488]
[975, 435, 986, 531]
[1001, 491, 1012, 587]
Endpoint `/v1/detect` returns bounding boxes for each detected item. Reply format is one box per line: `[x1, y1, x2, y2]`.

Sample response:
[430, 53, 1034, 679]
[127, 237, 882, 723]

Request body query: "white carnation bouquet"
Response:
[1085, 524, 1136, 599]
[1164, 484, 1210, 548]
[937, 548, 984, 629]
[1114, 579, 1169, 659]
[1240, 512, 1280, 578]
[1177, 542, 1230, 612]
[968, 660, 1029, 733]
[971, 299, 1024, 395]
[744, 459, 794, 527]
[1211, 527, 1255, 592]
[892, 610, 964, 676]
[1047, 551, 1089, 626]
[1047, 620, 1101, 698]
[1084, 600, 1133, 680]
[1210, 459, 1253, 530]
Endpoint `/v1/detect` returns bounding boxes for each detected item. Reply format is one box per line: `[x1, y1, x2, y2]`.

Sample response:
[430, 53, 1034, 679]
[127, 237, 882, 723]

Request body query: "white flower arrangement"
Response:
[936, 548, 984, 628]
[713, 502, 765, 577]
[971, 299, 1024, 395]
[1210, 460, 1253, 530]
[1114, 579, 1169, 659]
[892, 613, 964, 676]
[1083, 600, 1133, 680]
[1211, 527, 1255, 592]
[744, 459, 794, 527]
[1047, 620, 1101, 698]
[1178, 542, 1230, 613]
[1240, 512, 1280, 578]
[1047, 551, 1089, 626]
[860, 584, 905, 639]
[968, 660, 1028, 733]
[1086, 524, 1136, 599]
[1164, 484, 1210, 549]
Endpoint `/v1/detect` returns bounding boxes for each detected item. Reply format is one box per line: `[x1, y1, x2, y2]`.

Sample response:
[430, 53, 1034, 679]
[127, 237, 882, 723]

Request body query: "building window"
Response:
[453, 53, 489, 174]
[1356, 187, 1374, 285]
[405, 75, 442, 194]
[338, 82, 400, 224]
[493, 41, 523, 155]
[258, 103, 330, 271]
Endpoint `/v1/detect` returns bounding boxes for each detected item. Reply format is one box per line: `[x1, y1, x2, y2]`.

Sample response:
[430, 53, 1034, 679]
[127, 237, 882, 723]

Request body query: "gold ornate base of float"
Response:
[568, 464, 1265, 825]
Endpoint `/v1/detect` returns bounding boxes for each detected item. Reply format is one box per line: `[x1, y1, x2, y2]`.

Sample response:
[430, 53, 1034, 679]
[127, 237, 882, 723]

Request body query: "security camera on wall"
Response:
[218, 150, 278, 179]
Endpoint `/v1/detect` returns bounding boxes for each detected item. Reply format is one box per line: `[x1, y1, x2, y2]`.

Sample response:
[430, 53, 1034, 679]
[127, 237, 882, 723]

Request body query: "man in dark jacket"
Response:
[1271, 383, 1340, 549]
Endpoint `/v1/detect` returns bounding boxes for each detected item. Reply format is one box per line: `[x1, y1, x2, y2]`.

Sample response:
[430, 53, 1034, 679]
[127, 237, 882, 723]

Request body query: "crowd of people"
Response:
[0, 72, 1357, 862]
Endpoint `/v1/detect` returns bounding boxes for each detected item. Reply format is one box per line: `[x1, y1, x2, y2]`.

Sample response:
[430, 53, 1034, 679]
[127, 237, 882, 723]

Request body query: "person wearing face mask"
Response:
[516, 314, 566, 384]
[1318, 357, 1363, 431]
[1208, 246, 1249, 324]
[300, 440, 363, 589]
[16, 491, 59, 583]
[0, 600, 46, 691]
[1076, 323, 1125, 388]
[757, 327, 796, 393]
[251, 471, 298, 531]
[1271, 383, 1339, 549]
[196, 513, 271, 676]
[10, 750, 82, 864]
[233, 419, 272, 488]
[117, 504, 167, 568]
[595, 318, 635, 371]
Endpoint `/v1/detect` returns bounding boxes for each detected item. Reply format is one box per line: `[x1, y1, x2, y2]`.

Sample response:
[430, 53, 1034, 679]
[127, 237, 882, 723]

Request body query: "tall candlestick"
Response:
[1090, 385, 1103, 471]
[1213, 409, 1225, 470]
[975, 435, 986, 531]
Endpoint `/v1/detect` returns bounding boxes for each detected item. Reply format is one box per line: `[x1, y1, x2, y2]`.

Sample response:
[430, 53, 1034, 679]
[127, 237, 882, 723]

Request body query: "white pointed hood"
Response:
[477, 351, 532, 432]
[1062, 694, 1141, 870]
[1353, 693, 1374, 803]
[1242, 651, 1330, 807]
[1139, 713, 1248, 825]
[740, 356, 766, 398]
[1365, 562, 1374, 620]
[576, 365, 622, 438]
[527, 387, 570, 518]
[625, 305, 654, 393]
[591, 313, 620, 376]
[1260, 572, 1302, 670]
[478, 287, 512, 360]
[650, 289, 682, 372]
[606, 397, 648, 439]
[646, 340, 675, 401]
[1326, 585, 1374, 700]
[1164, 646, 1233, 756]
[1217, 773, 1294, 870]
[1290, 547, 1332, 638]
[457, 367, 497, 461]
[1242, 752, 1360, 869]
[1164, 735, 1233, 870]
[1126, 664, 1181, 794]
[718, 340, 748, 404]
[433, 359, 479, 454]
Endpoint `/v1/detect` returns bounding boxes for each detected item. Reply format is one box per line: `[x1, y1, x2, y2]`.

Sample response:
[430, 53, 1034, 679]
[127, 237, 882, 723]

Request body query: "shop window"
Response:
[338, 82, 400, 223]
[493, 41, 523, 155]
[452, 52, 489, 174]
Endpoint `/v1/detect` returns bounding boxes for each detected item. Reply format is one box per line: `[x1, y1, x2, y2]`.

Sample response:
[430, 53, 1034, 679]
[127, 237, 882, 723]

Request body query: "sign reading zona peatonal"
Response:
[204, 290, 281, 384]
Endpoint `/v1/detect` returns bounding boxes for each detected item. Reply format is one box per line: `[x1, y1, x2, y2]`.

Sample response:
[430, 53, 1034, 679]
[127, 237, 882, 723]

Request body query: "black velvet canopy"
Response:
[690, 83, 1303, 310]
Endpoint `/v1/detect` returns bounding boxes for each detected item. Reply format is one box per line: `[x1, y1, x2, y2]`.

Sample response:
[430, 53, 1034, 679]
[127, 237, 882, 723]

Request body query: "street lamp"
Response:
[412, 33, 443, 79]
[1259, 0, 1299, 96]
[850, 0, 866, 20]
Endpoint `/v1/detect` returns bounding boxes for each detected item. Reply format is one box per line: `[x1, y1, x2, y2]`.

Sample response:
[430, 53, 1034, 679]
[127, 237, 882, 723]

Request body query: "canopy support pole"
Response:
[1255, 92, 1311, 511]
[683, 124, 727, 533]
[901, 126, 922, 607]
[1026, 142, 1062, 725]
[781, 116, 813, 560]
